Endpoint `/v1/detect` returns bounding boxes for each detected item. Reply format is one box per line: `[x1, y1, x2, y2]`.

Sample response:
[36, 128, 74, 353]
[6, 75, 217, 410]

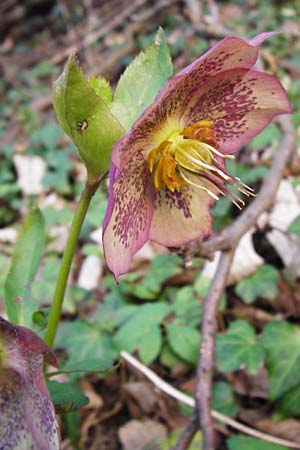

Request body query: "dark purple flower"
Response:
[0, 317, 60, 450]
[103, 33, 292, 280]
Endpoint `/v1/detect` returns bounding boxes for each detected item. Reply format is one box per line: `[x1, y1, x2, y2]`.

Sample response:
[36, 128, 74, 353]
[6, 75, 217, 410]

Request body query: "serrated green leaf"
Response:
[261, 321, 300, 399]
[235, 265, 279, 304]
[288, 215, 300, 234]
[4, 205, 45, 327]
[110, 28, 172, 129]
[53, 55, 124, 179]
[166, 324, 200, 366]
[48, 381, 89, 413]
[88, 76, 113, 105]
[216, 320, 265, 374]
[227, 435, 288, 450]
[212, 381, 239, 417]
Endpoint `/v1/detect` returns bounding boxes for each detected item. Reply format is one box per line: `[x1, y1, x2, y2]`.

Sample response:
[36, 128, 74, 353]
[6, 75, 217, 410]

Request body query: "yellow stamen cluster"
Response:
[147, 120, 254, 208]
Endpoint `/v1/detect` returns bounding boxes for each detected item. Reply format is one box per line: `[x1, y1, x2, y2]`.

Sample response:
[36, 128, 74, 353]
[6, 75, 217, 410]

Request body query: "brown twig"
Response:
[196, 249, 235, 450]
[173, 410, 199, 450]
[121, 351, 300, 449]
[49, 0, 148, 66]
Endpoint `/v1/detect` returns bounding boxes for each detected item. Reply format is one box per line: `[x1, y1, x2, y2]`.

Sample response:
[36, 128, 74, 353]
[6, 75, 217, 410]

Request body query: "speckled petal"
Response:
[111, 35, 263, 170]
[103, 153, 155, 280]
[181, 68, 292, 154]
[0, 317, 60, 450]
[149, 180, 216, 246]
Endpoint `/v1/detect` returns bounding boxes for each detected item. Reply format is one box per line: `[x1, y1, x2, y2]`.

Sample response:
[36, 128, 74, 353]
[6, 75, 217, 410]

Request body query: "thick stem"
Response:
[44, 177, 102, 348]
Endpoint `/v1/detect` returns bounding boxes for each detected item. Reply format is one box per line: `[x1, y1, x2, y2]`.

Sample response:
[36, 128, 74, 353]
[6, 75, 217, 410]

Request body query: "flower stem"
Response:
[44, 177, 104, 348]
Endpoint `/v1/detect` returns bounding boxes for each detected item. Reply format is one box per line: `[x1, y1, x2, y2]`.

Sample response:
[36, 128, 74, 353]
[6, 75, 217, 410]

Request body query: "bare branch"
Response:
[173, 410, 198, 450]
[196, 250, 235, 450]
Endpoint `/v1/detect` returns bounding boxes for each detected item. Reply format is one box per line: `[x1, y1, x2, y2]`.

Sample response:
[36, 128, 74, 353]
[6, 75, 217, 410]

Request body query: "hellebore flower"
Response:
[0, 316, 60, 450]
[103, 32, 292, 280]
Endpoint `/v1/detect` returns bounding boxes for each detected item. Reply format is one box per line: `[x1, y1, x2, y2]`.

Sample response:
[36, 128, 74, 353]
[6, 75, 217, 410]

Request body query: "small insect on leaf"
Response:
[76, 119, 89, 134]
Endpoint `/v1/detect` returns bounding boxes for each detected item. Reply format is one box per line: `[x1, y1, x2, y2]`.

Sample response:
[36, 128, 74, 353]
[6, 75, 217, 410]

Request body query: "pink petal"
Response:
[0, 317, 60, 450]
[111, 35, 262, 170]
[181, 68, 292, 154]
[102, 161, 119, 232]
[149, 182, 215, 246]
[249, 31, 278, 47]
[103, 154, 155, 281]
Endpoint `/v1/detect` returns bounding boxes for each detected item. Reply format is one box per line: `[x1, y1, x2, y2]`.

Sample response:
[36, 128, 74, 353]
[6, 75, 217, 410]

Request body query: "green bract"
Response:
[52, 29, 172, 181]
[110, 28, 172, 129]
[52, 56, 124, 180]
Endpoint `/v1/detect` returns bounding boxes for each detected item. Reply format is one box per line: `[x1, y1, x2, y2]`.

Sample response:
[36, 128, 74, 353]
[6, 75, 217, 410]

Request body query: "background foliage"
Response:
[1, 0, 300, 449]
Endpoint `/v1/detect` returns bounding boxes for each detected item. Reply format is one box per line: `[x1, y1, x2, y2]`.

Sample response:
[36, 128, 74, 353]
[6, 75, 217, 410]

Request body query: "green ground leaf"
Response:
[110, 28, 172, 129]
[57, 319, 118, 370]
[31, 257, 89, 314]
[288, 215, 300, 234]
[250, 123, 281, 150]
[261, 321, 300, 399]
[166, 324, 200, 366]
[280, 384, 300, 416]
[138, 324, 162, 364]
[216, 320, 265, 374]
[59, 358, 116, 374]
[235, 265, 279, 304]
[113, 302, 170, 363]
[212, 381, 238, 417]
[227, 435, 288, 450]
[171, 286, 201, 328]
[31, 122, 62, 150]
[48, 381, 89, 413]
[130, 254, 182, 299]
[194, 275, 226, 310]
[53, 55, 124, 179]
[160, 343, 183, 369]
[4, 205, 45, 327]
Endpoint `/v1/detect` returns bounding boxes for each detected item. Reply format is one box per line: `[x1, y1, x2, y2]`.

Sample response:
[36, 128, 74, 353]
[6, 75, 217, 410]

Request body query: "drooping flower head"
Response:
[0, 317, 60, 450]
[103, 33, 292, 280]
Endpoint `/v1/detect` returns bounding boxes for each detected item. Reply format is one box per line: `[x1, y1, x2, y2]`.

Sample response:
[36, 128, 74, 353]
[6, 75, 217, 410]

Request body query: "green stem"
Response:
[44, 177, 102, 348]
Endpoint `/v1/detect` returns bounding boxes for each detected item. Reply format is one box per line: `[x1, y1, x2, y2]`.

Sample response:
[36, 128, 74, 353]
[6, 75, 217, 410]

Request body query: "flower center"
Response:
[147, 120, 254, 208]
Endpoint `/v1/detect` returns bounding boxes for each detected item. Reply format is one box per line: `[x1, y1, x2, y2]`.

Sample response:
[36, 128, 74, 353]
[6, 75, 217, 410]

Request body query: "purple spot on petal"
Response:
[112, 154, 152, 249]
[155, 189, 192, 219]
